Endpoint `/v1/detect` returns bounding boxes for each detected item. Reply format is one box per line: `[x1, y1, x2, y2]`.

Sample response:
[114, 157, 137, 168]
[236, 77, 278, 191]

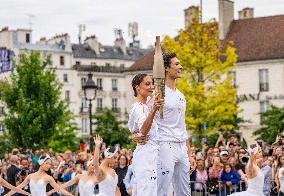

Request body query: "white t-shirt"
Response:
[278, 167, 284, 193]
[128, 102, 158, 142]
[148, 85, 188, 142]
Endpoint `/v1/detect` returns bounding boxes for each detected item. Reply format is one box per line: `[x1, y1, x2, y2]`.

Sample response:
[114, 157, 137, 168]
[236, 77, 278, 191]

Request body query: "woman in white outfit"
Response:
[6, 155, 72, 196]
[275, 154, 284, 195]
[96, 146, 121, 196]
[229, 144, 264, 196]
[48, 135, 104, 196]
[128, 74, 164, 196]
[0, 177, 31, 195]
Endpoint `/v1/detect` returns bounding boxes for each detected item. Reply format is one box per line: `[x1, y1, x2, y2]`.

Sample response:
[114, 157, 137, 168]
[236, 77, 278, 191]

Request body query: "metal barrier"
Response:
[190, 180, 277, 196]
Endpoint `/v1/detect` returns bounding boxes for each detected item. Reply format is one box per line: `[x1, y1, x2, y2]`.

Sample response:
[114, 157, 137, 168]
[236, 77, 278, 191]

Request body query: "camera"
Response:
[20, 169, 29, 177]
[241, 156, 249, 163]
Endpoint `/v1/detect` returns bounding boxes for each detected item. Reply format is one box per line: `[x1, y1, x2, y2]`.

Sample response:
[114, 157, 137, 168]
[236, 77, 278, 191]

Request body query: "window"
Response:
[82, 98, 88, 108]
[75, 61, 81, 65]
[65, 90, 70, 102]
[26, 33, 30, 43]
[63, 74, 68, 83]
[81, 78, 86, 88]
[120, 64, 125, 69]
[259, 69, 269, 92]
[260, 101, 269, 123]
[230, 71, 237, 88]
[97, 98, 103, 111]
[112, 98, 119, 113]
[0, 124, 4, 132]
[81, 118, 88, 133]
[60, 56, 65, 66]
[97, 78, 103, 90]
[0, 107, 4, 114]
[112, 79, 118, 91]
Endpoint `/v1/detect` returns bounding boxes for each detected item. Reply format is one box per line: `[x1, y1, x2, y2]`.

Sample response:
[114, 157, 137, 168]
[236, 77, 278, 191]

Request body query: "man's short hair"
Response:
[163, 52, 176, 68]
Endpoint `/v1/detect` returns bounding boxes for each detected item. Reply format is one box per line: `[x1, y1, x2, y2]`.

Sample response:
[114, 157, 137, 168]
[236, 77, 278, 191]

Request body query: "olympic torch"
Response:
[153, 36, 165, 119]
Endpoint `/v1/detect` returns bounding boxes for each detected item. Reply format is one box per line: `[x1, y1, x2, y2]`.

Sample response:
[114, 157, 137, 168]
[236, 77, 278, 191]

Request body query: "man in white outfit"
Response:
[132, 52, 192, 196]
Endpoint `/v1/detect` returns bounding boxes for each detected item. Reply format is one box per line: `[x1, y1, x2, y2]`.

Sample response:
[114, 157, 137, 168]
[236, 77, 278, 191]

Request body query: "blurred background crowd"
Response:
[1, 133, 284, 196]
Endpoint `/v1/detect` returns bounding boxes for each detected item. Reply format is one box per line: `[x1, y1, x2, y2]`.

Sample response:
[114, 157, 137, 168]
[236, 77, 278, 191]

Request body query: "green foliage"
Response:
[94, 109, 131, 147]
[254, 105, 284, 144]
[163, 10, 239, 142]
[0, 51, 78, 150]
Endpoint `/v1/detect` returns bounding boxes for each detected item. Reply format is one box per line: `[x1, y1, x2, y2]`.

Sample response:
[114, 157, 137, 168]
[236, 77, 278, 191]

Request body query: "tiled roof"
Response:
[72, 44, 148, 61]
[128, 15, 284, 71]
[225, 15, 284, 62]
[126, 50, 154, 72]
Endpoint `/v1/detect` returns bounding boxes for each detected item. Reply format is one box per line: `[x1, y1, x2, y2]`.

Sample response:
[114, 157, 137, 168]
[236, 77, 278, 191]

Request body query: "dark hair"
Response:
[163, 52, 176, 68]
[131, 74, 147, 97]
[223, 163, 232, 171]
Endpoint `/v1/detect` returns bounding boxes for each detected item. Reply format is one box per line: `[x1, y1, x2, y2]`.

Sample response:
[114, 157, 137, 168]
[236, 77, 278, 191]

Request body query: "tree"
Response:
[163, 13, 239, 141]
[253, 105, 284, 144]
[94, 109, 131, 147]
[0, 51, 78, 150]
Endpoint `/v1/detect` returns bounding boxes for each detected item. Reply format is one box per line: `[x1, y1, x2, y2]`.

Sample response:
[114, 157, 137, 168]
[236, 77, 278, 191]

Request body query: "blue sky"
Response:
[1, 0, 283, 48]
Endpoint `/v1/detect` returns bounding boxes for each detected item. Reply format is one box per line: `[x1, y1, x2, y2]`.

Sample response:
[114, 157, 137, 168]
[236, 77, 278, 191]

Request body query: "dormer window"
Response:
[26, 33, 30, 43]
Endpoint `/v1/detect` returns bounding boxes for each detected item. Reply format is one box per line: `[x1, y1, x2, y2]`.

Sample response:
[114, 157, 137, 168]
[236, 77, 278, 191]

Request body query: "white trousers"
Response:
[157, 141, 191, 196]
[132, 142, 159, 196]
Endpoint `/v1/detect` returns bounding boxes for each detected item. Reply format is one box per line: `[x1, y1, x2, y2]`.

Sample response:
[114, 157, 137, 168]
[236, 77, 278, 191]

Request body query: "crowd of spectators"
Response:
[1, 133, 284, 195]
[0, 147, 132, 196]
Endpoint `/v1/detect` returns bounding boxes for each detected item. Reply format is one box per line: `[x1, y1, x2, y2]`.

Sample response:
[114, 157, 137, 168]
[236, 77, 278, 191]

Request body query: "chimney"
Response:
[184, 6, 199, 30]
[85, 35, 100, 55]
[37, 37, 47, 45]
[114, 37, 126, 55]
[218, 0, 234, 40]
[238, 7, 254, 19]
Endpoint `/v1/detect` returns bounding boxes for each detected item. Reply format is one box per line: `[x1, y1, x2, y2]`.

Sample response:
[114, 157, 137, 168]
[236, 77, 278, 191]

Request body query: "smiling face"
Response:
[136, 75, 154, 98]
[165, 57, 183, 79]
[41, 159, 52, 172]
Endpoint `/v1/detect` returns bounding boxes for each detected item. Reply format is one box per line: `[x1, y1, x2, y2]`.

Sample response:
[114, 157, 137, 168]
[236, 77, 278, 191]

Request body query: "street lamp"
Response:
[83, 73, 97, 152]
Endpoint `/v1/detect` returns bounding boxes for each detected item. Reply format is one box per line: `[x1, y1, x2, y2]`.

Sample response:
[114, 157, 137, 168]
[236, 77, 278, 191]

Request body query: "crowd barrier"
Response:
[190, 180, 279, 196]
[60, 180, 281, 196]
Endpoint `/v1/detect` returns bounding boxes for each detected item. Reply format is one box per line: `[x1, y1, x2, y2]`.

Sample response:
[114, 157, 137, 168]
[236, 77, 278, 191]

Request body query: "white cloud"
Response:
[0, 0, 283, 47]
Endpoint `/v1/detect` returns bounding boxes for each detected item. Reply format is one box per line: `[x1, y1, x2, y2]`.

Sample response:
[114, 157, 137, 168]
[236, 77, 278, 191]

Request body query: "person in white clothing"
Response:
[48, 151, 100, 195]
[97, 145, 121, 196]
[128, 73, 164, 196]
[6, 155, 72, 196]
[132, 52, 194, 196]
[229, 144, 264, 196]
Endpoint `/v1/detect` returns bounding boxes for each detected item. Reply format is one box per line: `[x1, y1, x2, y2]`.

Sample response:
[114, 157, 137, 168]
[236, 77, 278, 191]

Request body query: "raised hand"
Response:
[94, 134, 103, 147]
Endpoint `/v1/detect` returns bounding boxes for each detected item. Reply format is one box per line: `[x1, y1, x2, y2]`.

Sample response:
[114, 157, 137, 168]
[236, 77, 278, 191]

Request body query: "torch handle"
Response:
[155, 78, 165, 119]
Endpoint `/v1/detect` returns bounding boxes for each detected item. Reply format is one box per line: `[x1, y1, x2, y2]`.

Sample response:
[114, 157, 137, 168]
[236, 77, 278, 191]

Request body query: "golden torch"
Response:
[153, 36, 165, 119]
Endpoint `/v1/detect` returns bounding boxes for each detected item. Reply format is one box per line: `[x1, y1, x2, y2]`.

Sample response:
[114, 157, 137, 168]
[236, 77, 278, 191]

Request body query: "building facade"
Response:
[0, 28, 148, 136]
[126, 1, 284, 143]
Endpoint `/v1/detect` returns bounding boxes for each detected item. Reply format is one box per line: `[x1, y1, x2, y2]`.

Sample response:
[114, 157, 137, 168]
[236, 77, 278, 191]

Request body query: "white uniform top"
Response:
[78, 179, 96, 196]
[97, 174, 118, 196]
[29, 179, 46, 196]
[278, 167, 284, 193]
[149, 85, 188, 142]
[128, 102, 159, 142]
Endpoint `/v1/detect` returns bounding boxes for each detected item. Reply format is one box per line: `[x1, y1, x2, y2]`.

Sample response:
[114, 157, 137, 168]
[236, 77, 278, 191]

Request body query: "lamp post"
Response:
[83, 73, 97, 152]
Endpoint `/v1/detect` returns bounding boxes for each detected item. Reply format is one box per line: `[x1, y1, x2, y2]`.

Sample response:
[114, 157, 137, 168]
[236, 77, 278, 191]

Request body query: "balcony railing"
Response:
[80, 106, 89, 113]
[96, 107, 103, 112]
[112, 107, 121, 113]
